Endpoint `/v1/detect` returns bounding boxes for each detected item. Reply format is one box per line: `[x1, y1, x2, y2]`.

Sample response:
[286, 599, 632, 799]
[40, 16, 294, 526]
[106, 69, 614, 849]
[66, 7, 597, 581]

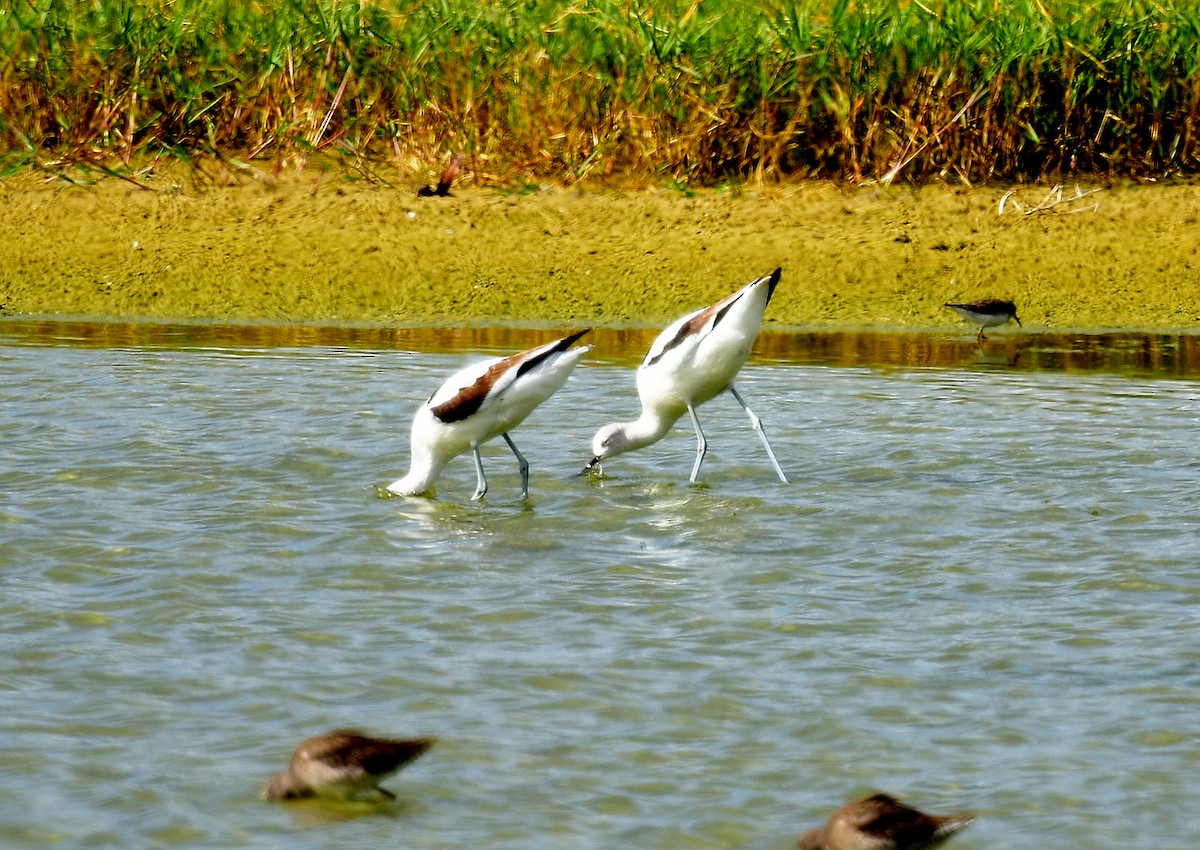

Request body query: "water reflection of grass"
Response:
[6, 319, 1200, 377]
[2, 0, 1198, 184]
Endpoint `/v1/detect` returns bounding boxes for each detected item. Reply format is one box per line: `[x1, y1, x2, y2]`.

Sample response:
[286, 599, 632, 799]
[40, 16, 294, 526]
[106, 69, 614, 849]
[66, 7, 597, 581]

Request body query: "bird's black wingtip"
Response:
[762, 266, 782, 301]
[561, 328, 591, 347]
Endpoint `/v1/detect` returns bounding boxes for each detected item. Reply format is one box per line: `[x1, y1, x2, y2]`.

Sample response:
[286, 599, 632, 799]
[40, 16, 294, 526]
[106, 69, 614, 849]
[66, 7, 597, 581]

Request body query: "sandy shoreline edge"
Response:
[2, 173, 1198, 332]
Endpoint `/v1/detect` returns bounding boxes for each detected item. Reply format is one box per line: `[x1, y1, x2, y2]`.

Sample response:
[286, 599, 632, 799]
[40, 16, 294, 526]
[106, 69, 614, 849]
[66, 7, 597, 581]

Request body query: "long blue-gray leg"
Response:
[687, 403, 708, 483]
[501, 432, 530, 498]
[470, 443, 489, 500]
[728, 384, 788, 483]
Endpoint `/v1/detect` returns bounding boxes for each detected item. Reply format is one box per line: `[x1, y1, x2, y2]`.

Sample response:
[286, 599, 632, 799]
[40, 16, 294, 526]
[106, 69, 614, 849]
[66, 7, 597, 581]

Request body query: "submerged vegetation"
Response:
[1, 0, 1199, 185]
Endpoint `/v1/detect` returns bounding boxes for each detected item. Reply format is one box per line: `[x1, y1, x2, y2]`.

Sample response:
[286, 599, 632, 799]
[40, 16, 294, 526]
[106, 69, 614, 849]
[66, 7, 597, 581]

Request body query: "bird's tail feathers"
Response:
[762, 267, 783, 304]
[933, 814, 976, 841]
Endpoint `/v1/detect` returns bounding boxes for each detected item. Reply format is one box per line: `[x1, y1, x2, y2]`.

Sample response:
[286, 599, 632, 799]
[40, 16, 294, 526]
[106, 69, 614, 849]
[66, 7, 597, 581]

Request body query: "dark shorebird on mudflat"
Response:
[418, 154, 464, 197]
[796, 793, 975, 850]
[261, 730, 435, 802]
[944, 298, 1021, 342]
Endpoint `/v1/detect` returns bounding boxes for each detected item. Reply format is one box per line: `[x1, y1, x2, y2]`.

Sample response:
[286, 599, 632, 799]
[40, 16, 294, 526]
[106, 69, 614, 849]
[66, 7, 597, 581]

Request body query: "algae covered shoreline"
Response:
[2, 172, 1199, 333]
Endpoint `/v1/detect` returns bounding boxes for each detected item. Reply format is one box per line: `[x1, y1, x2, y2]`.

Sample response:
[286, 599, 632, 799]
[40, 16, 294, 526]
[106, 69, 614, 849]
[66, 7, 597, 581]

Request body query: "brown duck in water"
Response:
[796, 793, 975, 850]
[261, 729, 435, 801]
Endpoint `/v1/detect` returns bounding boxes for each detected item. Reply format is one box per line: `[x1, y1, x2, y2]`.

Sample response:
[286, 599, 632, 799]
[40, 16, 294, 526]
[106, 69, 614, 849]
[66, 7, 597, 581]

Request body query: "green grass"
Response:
[2, 0, 1198, 184]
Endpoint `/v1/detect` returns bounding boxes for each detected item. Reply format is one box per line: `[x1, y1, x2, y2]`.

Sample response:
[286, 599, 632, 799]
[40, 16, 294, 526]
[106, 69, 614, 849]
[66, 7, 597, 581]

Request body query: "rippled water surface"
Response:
[2, 322, 1198, 850]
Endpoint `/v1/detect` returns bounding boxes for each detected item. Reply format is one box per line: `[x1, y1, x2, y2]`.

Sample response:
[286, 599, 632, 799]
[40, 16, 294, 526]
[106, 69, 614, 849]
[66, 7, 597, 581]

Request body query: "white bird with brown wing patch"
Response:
[585, 268, 787, 484]
[389, 329, 591, 500]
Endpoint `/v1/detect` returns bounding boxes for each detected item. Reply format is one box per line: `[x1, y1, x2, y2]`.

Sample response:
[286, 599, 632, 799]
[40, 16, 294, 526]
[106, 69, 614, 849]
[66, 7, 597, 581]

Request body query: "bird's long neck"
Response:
[388, 445, 450, 496]
[622, 407, 682, 453]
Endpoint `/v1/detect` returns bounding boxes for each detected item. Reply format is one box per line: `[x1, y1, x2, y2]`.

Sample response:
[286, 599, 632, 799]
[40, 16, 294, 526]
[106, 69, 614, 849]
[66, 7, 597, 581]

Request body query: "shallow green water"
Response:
[2, 322, 1198, 850]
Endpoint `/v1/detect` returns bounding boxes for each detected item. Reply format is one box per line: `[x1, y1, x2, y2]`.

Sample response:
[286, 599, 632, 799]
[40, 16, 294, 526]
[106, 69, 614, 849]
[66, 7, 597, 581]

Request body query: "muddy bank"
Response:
[2, 170, 1198, 331]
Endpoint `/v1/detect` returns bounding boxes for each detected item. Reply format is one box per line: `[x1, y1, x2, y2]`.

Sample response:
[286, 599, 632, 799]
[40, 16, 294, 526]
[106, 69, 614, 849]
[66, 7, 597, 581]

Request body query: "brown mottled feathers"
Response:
[262, 730, 435, 801]
[796, 793, 975, 850]
[943, 298, 1018, 316]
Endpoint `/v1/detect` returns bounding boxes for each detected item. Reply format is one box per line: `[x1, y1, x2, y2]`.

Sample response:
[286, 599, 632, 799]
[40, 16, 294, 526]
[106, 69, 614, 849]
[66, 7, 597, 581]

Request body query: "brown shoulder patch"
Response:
[431, 355, 519, 423]
[644, 289, 743, 369]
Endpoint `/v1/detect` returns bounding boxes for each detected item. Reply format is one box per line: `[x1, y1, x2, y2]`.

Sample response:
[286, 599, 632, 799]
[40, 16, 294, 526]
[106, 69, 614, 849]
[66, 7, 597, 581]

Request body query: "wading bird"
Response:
[585, 268, 787, 484]
[944, 298, 1021, 342]
[796, 793, 975, 850]
[389, 330, 591, 500]
[262, 730, 435, 802]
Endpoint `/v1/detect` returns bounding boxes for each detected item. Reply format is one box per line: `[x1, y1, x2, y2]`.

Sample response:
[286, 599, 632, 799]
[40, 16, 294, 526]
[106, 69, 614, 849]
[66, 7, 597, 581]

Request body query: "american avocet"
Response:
[262, 730, 435, 801]
[388, 329, 591, 500]
[796, 793, 975, 850]
[585, 268, 787, 484]
[944, 298, 1021, 342]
